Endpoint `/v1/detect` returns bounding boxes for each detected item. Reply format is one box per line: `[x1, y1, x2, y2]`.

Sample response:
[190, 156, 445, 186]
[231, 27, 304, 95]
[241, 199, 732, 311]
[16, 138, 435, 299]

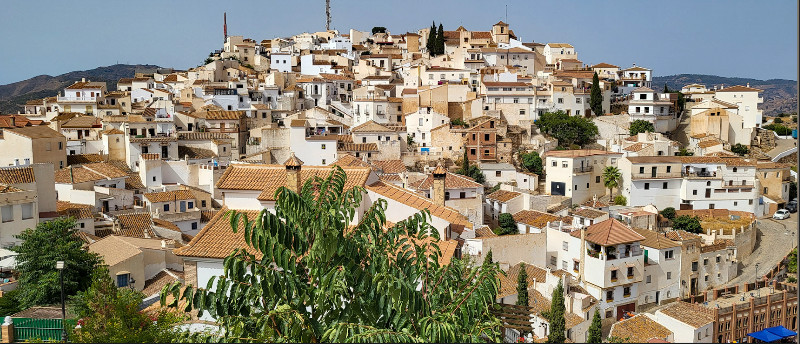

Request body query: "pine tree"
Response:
[436, 23, 445, 55]
[516, 263, 529, 306]
[547, 280, 566, 343]
[587, 308, 603, 343]
[589, 72, 603, 117]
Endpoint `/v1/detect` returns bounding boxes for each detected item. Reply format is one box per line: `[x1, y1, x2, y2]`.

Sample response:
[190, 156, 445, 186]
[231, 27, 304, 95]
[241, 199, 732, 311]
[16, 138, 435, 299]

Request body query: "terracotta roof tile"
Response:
[0, 166, 36, 184]
[205, 110, 245, 120]
[610, 314, 672, 343]
[115, 213, 156, 238]
[143, 190, 196, 203]
[331, 153, 370, 167]
[351, 120, 395, 133]
[371, 160, 407, 174]
[5, 125, 64, 139]
[175, 208, 263, 259]
[571, 208, 607, 219]
[632, 228, 681, 250]
[410, 172, 482, 190]
[513, 210, 558, 228]
[56, 201, 94, 219]
[664, 230, 702, 242]
[177, 132, 234, 141]
[569, 218, 645, 246]
[178, 146, 217, 159]
[658, 301, 715, 328]
[487, 190, 521, 202]
[498, 262, 546, 299]
[366, 181, 472, 229]
[339, 143, 379, 152]
[55, 163, 128, 184]
[153, 218, 182, 232]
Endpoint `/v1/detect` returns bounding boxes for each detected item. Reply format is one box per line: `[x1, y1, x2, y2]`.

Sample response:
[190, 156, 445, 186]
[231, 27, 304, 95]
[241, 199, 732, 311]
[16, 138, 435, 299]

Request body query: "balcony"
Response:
[683, 171, 720, 179]
[631, 172, 682, 180]
[722, 180, 754, 188]
[573, 165, 594, 174]
[57, 96, 98, 102]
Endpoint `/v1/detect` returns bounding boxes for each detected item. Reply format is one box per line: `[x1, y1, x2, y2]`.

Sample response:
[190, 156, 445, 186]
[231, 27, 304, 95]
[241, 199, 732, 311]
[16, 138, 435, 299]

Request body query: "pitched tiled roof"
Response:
[410, 172, 482, 190]
[115, 213, 156, 238]
[66, 154, 105, 165]
[177, 132, 234, 141]
[55, 163, 128, 184]
[351, 120, 395, 133]
[543, 149, 620, 158]
[569, 218, 645, 246]
[331, 153, 370, 167]
[205, 110, 245, 120]
[153, 218, 182, 232]
[141, 269, 183, 297]
[371, 160, 407, 174]
[178, 146, 217, 159]
[175, 208, 263, 259]
[664, 230, 702, 242]
[487, 190, 521, 203]
[572, 208, 607, 219]
[339, 143, 379, 152]
[56, 201, 94, 219]
[143, 190, 195, 203]
[513, 210, 558, 228]
[497, 262, 547, 299]
[366, 181, 472, 230]
[475, 226, 497, 238]
[61, 116, 102, 128]
[0, 166, 36, 184]
[632, 228, 681, 250]
[6, 125, 64, 139]
[216, 164, 372, 201]
[658, 301, 715, 329]
[88, 236, 167, 266]
[609, 314, 672, 343]
[715, 85, 763, 93]
[200, 210, 218, 222]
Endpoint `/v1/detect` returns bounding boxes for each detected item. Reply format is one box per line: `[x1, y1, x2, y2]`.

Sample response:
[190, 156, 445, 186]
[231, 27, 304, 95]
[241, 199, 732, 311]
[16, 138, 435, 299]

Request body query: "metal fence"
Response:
[9, 317, 75, 342]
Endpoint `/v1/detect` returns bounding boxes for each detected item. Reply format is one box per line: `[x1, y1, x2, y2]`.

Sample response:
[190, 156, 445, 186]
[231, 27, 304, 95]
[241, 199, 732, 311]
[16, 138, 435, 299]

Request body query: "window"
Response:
[573, 261, 579, 272]
[562, 241, 569, 250]
[192, 222, 198, 230]
[321, 159, 326, 165]
[623, 286, 631, 297]
[644, 183, 650, 190]
[550, 256, 557, 266]
[692, 261, 698, 272]
[587, 183, 589, 188]
[460, 192, 465, 198]
[552, 161, 557, 167]
[21, 203, 33, 220]
[562, 162, 568, 168]
[733, 167, 737, 172]
[665, 250, 674, 260]
[646, 275, 651, 283]
[705, 275, 709, 282]
[495, 171, 502, 177]
[562, 260, 568, 270]
[1, 205, 12, 223]
[627, 267, 634, 278]
[610, 270, 618, 281]
[117, 273, 130, 287]
[58, 142, 63, 150]
[484, 134, 490, 141]
[188, 201, 194, 209]
[321, 144, 326, 150]
[663, 182, 668, 189]
[606, 290, 613, 301]
[716, 256, 721, 263]
[666, 166, 671, 173]
[639, 167, 645, 173]
[693, 190, 698, 195]
[152, 176, 156, 182]
[163, 204, 170, 212]
[666, 271, 672, 279]
[709, 204, 715, 209]
[596, 176, 601, 183]
[557, 98, 563, 104]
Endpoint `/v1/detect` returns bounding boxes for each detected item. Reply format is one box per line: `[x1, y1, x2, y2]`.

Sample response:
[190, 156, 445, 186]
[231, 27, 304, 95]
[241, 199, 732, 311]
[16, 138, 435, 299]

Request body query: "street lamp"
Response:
[55, 260, 66, 343]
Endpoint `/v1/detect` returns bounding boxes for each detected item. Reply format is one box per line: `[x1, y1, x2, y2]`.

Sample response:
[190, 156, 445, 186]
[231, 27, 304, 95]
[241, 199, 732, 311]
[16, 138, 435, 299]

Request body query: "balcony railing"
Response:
[573, 166, 594, 174]
[57, 96, 98, 102]
[722, 181, 754, 188]
[631, 172, 682, 180]
[682, 171, 720, 179]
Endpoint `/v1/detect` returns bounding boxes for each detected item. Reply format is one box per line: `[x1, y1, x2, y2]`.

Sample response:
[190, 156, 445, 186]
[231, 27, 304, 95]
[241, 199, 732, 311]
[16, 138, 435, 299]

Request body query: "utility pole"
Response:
[325, 0, 331, 31]
[223, 12, 227, 43]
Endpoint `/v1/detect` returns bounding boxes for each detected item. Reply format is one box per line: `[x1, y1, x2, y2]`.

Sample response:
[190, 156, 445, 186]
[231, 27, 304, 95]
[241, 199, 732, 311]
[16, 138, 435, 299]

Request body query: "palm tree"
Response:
[602, 166, 621, 198]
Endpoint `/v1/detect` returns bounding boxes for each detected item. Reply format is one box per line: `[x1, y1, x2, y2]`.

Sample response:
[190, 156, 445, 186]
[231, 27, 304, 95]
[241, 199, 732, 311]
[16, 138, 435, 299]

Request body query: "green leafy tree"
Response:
[70, 266, 184, 343]
[660, 207, 676, 220]
[731, 143, 749, 156]
[371, 26, 387, 34]
[787, 249, 797, 274]
[763, 123, 793, 135]
[547, 280, 566, 343]
[496, 213, 517, 236]
[590, 72, 603, 116]
[12, 218, 102, 308]
[629, 120, 655, 136]
[672, 215, 703, 234]
[602, 166, 621, 198]
[406, 135, 415, 147]
[613, 195, 627, 206]
[790, 181, 797, 201]
[676, 147, 694, 156]
[451, 118, 467, 126]
[0, 289, 22, 317]
[436, 23, 445, 56]
[520, 151, 543, 175]
[456, 148, 486, 184]
[607, 335, 631, 343]
[586, 308, 602, 343]
[536, 111, 599, 146]
[516, 263, 529, 307]
[774, 117, 783, 124]
[161, 166, 503, 342]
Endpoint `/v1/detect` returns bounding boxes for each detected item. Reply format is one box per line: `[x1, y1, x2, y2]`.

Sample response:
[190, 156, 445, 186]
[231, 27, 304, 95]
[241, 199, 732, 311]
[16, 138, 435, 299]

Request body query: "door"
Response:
[655, 291, 660, 304]
[102, 201, 109, 213]
[148, 128, 155, 136]
[188, 123, 193, 131]
[616, 303, 636, 319]
[690, 278, 698, 295]
[651, 167, 657, 178]
[180, 201, 186, 213]
[705, 189, 711, 198]
[551, 182, 566, 196]
[161, 145, 168, 158]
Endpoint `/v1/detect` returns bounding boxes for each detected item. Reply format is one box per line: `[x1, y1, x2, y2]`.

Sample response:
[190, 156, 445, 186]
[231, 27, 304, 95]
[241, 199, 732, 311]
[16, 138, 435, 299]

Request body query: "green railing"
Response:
[11, 318, 76, 342]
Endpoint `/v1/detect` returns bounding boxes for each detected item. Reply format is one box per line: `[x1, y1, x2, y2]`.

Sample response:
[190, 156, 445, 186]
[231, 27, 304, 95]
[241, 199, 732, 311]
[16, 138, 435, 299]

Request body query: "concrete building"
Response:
[0, 126, 67, 170]
[544, 150, 622, 205]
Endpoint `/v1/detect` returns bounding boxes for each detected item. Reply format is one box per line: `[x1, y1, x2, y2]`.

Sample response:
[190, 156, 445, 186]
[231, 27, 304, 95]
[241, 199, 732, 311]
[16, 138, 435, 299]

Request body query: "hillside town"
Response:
[0, 14, 797, 344]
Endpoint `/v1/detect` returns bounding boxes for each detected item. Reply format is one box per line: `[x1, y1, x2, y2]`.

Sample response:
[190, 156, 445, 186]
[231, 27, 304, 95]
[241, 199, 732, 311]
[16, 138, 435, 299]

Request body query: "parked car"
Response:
[786, 200, 798, 213]
[773, 209, 790, 220]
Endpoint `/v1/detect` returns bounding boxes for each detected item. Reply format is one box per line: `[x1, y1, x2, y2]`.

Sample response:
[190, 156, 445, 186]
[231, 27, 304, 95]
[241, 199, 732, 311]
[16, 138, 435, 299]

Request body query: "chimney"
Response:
[432, 162, 447, 206]
[746, 83, 750, 88]
[81, 77, 86, 83]
[161, 239, 175, 249]
[284, 152, 304, 193]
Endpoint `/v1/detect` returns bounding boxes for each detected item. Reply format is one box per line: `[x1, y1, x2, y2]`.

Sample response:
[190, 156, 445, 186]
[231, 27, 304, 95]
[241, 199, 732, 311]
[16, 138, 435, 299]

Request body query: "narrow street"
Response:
[725, 216, 798, 286]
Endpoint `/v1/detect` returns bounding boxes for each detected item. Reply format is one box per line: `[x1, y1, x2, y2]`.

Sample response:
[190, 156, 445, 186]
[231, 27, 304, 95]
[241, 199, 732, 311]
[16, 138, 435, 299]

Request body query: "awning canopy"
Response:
[0, 256, 16, 270]
[748, 326, 797, 342]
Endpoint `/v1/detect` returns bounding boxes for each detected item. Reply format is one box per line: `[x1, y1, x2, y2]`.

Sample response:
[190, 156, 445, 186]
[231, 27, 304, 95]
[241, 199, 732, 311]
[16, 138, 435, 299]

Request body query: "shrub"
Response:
[660, 207, 676, 220]
[613, 195, 627, 206]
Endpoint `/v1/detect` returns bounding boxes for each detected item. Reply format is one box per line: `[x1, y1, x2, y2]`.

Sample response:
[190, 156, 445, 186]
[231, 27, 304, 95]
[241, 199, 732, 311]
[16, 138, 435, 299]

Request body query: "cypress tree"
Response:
[589, 72, 603, 117]
[516, 263, 529, 306]
[587, 308, 603, 343]
[460, 147, 469, 173]
[436, 23, 445, 55]
[547, 280, 566, 343]
[483, 250, 493, 266]
[427, 22, 436, 55]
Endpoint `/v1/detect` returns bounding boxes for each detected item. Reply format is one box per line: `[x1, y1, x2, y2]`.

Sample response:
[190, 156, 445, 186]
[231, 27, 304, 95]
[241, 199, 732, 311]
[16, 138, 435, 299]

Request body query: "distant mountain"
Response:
[653, 74, 797, 116]
[0, 64, 161, 114]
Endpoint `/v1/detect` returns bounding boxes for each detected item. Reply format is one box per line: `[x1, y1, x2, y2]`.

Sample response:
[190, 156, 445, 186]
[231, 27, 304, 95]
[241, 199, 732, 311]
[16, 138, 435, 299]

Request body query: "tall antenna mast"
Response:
[325, 0, 331, 31]
[505, 5, 508, 23]
[223, 12, 228, 43]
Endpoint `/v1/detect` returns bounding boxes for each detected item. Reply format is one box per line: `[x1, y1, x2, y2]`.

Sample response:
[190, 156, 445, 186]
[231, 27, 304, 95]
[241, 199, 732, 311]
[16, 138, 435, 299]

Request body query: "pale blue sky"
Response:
[0, 0, 797, 84]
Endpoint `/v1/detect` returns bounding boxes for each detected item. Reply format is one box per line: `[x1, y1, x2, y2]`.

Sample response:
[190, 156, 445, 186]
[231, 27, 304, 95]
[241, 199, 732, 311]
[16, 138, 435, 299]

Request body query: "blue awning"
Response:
[748, 329, 783, 342]
[764, 325, 797, 338]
